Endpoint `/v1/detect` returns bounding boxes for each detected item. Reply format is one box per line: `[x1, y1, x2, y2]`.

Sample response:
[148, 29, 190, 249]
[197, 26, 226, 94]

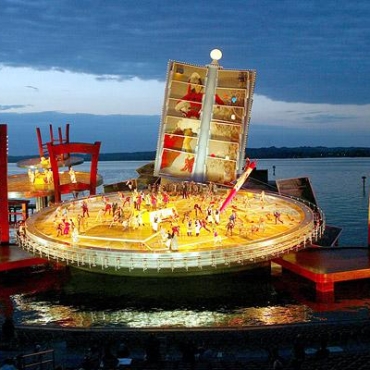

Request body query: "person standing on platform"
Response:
[82, 200, 89, 218]
[213, 209, 220, 225]
[152, 214, 159, 233]
[165, 232, 172, 250]
[62, 219, 70, 235]
[213, 228, 222, 246]
[194, 219, 201, 236]
[194, 203, 202, 218]
[182, 181, 188, 199]
[274, 211, 283, 224]
[56, 222, 63, 237]
[229, 209, 237, 226]
[28, 168, 35, 183]
[226, 220, 234, 236]
[69, 166, 77, 183]
[171, 232, 179, 251]
[186, 218, 193, 236]
[260, 190, 266, 209]
[206, 206, 214, 224]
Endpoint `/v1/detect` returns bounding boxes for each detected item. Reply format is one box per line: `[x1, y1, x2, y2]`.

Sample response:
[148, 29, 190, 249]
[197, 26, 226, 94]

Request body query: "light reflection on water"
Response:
[4, 158, 370, 328]
[5, 266, 370, 328]
[13, 300, 315, 328]
[8, 268, 318, 328]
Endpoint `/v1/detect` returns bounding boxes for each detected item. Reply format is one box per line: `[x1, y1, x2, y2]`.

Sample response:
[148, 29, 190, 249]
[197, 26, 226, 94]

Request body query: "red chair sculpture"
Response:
[47, 141, 101, 203]
[36, 123, 70, 158]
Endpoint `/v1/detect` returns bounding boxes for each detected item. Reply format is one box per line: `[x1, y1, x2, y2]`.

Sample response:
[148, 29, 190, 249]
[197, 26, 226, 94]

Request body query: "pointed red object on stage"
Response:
[219, 159, 256, 212]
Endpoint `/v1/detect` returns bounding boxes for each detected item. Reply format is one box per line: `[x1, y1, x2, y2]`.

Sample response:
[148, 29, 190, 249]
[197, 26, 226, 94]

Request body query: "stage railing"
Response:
[16, 190, 324, 275]
[17, 219, 317, 274]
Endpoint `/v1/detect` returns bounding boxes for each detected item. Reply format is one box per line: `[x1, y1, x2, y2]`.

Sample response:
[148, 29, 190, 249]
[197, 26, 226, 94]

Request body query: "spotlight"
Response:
[210, 49, 222, 65]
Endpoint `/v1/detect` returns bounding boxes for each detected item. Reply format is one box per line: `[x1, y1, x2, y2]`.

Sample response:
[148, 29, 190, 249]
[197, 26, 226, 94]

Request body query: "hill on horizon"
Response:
[7, 146, 370, 163]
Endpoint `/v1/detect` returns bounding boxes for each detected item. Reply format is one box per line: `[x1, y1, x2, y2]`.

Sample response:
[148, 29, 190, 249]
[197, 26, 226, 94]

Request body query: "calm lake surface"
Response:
[3, 158, 370, 328]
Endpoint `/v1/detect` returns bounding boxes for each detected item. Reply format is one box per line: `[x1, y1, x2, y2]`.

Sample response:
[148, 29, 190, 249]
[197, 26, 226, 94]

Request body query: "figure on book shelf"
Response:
[175, 72, 224, 119]
[180, 154, 195, 173]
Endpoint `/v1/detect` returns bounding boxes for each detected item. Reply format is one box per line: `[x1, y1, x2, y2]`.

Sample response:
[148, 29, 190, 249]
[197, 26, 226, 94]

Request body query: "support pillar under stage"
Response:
[315, 281, 335, 303]
[0, 124, 9, 245]
[368, 192, 370, 248]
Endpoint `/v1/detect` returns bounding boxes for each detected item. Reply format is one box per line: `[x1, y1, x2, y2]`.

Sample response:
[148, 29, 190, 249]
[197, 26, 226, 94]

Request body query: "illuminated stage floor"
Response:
[19, 188, 321, 276]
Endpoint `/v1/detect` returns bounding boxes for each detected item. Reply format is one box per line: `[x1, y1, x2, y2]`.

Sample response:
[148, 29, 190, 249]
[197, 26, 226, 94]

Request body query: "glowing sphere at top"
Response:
[210, 49, 222, 61]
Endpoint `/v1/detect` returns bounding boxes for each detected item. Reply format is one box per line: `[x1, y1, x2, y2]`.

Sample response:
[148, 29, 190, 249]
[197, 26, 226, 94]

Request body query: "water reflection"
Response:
[4, 158, 370, 328]
[4, 265, 370, 328]
[5, 267, 315, 328]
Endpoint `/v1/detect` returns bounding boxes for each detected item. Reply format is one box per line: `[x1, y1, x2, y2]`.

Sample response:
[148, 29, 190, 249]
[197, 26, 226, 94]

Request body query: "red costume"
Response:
[181, 155, 195, 173]
[177, 90, 224, 119]
[161, 72, 224, 170]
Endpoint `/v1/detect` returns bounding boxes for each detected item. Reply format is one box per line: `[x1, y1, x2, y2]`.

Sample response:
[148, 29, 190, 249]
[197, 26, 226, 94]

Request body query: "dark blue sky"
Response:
[1, 0, 370, 155]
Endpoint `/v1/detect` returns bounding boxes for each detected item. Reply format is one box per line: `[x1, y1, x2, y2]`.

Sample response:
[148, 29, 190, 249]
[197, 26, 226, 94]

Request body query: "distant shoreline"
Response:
[8, 146, 370, 163]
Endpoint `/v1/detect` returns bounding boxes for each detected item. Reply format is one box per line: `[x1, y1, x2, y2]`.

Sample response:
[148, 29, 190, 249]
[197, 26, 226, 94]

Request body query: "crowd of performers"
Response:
[27, 164, 78, 185]
[48, 180, 293, 252]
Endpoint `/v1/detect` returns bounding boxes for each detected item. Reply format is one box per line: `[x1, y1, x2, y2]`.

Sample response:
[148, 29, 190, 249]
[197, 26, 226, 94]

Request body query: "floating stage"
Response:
[10, 52, 325, 278]
[17, 185, 324, 277]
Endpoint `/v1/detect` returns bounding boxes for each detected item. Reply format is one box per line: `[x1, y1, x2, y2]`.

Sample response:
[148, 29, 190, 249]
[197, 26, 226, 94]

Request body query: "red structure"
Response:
[0, 124, 9, 245]
[368, 193, 370, 247]
[274, 247, 370, 303]
[47, 141, 101, 203]
[153, 59, 256, 185]
[36, 123, 70, 158]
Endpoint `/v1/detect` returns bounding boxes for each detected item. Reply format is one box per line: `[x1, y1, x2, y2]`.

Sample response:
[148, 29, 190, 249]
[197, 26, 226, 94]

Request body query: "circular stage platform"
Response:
[18, 186, 324, 277]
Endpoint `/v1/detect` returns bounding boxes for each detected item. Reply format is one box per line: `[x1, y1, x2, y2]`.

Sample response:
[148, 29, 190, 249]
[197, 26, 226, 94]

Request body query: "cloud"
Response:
[2, 1, 370, 154]
[0, 104, 27, 111]
[0, 66, 164, 115]
[252, 95, 370, 130]
[1, 1, 370, 104]
[2, 112, 160, 156]
[2, 101, 370, 157]
[25, 85, 39, 92]
[1, 62, 369, 155]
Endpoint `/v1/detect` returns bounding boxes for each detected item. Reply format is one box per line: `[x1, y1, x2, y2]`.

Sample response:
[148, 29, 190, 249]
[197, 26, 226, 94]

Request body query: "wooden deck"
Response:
[26, 189, 312, 252]
[0, 243, 47, 272]
[7, 171, 103, 199]
[16, 187, 322, 276]
[274, 247, 370, 302]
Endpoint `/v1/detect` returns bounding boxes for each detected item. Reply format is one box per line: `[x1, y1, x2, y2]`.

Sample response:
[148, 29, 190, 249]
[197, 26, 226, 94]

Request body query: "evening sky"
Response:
[1, 0, 369, 155]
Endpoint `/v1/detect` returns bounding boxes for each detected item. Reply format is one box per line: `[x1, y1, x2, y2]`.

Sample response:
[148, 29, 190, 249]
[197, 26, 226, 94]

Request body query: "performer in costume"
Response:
[162, 71, 224, 170]
[175, 72, 224, 119]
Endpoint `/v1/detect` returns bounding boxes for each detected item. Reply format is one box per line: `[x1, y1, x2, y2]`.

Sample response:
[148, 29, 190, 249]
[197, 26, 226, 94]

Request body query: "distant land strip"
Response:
[8, 147, 370, 163]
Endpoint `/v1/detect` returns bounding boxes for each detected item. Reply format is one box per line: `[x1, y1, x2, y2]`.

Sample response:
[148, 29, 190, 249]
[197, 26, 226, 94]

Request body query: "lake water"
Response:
[3, 158, 370, 328]
[259, 157, 370, 247]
